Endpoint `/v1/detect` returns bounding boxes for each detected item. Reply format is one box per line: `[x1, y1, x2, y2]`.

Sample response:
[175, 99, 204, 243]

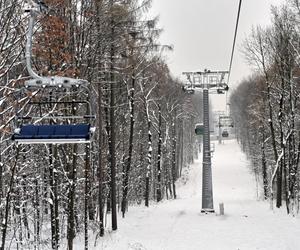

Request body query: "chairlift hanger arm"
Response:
[24, 1, 89, 88]
[25, 1, 46, 80]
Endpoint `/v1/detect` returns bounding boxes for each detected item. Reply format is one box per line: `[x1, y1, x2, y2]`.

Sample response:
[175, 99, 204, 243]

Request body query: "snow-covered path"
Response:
[92, 140, 300, 250]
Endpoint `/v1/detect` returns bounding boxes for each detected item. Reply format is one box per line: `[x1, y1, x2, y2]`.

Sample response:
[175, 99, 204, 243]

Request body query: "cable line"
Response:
[227, 0, 243, 84]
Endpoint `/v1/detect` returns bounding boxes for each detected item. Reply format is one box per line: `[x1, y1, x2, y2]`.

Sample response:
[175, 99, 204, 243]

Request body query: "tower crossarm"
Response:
[182, 70, 229, 92]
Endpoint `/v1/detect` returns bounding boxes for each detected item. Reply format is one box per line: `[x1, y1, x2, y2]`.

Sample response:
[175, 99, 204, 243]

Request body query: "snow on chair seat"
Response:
[12, 124, 92, 144]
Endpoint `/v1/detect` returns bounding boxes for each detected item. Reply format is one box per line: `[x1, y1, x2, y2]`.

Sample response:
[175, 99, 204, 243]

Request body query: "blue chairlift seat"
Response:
[12, 124, 91, 144]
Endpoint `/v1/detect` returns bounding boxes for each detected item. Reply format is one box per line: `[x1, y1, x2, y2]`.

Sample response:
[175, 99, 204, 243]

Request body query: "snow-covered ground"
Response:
[84, 139, 300, 250]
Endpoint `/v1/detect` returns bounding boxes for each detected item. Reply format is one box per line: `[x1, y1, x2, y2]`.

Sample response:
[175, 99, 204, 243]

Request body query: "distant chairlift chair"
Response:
[12, 2, 95, 144]
[222, 130, 229, 138]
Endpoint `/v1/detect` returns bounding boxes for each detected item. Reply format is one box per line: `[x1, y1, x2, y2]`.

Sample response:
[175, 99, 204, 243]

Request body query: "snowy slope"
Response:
[81, 140, 300, 250]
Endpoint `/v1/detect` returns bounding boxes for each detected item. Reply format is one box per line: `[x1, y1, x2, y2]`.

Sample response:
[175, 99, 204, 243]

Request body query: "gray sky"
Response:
[150, 0, 284, 110]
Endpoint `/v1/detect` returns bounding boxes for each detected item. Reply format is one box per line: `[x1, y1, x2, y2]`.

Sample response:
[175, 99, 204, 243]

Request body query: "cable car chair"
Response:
[12, 2, 95, 144]
[219, 115, 234, 128]
[221, 130, 229, 138]
[195, 123, 204, 135]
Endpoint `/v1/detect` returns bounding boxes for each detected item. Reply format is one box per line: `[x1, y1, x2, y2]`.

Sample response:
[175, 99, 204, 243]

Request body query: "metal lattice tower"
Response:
[183, 70, 229, 213]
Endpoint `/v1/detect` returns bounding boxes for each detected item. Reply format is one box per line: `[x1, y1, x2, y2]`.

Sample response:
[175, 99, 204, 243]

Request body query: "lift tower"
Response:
[183, 70, 229, 213]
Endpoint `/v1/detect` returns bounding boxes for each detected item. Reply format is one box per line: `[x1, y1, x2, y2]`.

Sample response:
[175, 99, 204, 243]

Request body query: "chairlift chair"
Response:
[182, 85, 195, 94]
[195, 123, 204, 135]
[12, 100, 96, 144]
[11, 2, 95, 145]
[219, 115, 234, 128]
[222, 130, 229, 137]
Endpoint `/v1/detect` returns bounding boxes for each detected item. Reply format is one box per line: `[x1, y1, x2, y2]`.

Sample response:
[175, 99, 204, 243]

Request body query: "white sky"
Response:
[150, 0, 284, 111]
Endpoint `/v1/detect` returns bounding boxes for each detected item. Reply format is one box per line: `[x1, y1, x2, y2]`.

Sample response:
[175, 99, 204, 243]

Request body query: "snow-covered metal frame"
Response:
[182, 70, 229, 93]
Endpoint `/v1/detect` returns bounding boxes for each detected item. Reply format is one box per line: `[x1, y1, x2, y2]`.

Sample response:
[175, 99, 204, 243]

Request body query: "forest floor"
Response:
[78, 139, 300, 250]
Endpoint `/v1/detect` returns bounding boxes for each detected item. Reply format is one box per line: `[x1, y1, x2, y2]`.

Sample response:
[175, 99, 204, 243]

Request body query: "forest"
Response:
[0, 0, 202, 249]
[230, 0, 300, 215]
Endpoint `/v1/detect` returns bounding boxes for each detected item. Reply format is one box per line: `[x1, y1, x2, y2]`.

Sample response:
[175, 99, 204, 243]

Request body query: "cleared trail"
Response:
[83, 140, 300, 250]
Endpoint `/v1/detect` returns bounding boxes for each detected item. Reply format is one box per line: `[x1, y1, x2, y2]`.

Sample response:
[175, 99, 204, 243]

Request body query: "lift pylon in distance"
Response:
[182, 69, 229, 213]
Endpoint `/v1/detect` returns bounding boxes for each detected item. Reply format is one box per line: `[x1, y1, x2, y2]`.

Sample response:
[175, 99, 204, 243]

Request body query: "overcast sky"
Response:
[150, 0, 284, 110]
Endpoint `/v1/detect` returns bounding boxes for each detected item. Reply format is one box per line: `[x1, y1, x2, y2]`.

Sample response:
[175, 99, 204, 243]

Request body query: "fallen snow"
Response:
[76, 139, 300, 250]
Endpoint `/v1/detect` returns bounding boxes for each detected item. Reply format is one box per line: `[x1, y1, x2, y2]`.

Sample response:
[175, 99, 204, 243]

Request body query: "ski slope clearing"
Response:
[87, 140, 300, 250]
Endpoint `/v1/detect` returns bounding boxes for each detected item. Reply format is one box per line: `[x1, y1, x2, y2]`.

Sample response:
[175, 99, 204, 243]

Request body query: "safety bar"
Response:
[17, 115, 96, 120]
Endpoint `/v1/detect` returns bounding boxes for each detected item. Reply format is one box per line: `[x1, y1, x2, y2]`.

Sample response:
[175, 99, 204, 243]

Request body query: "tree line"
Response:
[230, 0, 300, 214]
[0, 0, 201, 249]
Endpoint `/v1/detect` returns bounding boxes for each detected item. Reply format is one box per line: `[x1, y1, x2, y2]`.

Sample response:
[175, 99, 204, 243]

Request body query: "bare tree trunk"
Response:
[0, 153, 3, 199]
[284, 148, 289, 214]
[171, 118, 177, 199]
[67, 144, 77, 250]
[21, 176, 30, 240]
[34, 178, 40, 248]
[97, 82, 105, 236]
[109, 68, 118, 230]
[121, 70, 135, 217]
[54, 146, 59, 248]
[1, 147, 20, 250]
[261, 133, 268, 200]
[49, 145, 57, 250]
[109, 16, 117, 230]
[179, 120, 184, 177]
[267, 82, 279, 208]
[156, 106, 162, 202]
[145, 119, 152, 207]
[84, 144, 90, 250]
[15, 176, 23, 248]
[276, 92, 284, 208]
[95, 0, 105, 236]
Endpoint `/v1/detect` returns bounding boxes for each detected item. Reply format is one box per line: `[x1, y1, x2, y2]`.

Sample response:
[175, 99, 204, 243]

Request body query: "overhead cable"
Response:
[227, 0, 243, 84]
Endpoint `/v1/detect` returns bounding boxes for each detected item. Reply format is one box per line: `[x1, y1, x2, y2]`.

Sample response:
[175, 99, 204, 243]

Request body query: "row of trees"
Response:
[0, 0, 202, 249]
[230, 0, 300, 214]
